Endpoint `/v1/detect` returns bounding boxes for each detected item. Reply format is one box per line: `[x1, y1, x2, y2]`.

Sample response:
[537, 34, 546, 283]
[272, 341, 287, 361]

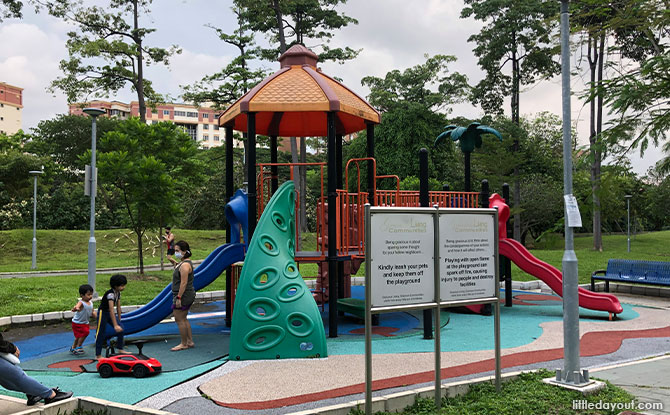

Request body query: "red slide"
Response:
[499, 238, 623, 316]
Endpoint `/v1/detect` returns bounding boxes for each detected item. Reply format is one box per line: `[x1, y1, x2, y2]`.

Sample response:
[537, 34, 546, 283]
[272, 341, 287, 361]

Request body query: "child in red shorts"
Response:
[70, 284, 97, 355]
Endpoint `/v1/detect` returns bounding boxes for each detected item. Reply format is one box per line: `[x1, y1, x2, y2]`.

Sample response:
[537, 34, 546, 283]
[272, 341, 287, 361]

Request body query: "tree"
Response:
[181, 7, 267, 110]
[96, 119, 202, 273]
[1, 0, 22, 21]
[235, 0, 360, 62]
[44, 0, 180, 122]
[27, 114, 120, 178]
[461, 0, 561, 241]
[354, 55, 470, 192]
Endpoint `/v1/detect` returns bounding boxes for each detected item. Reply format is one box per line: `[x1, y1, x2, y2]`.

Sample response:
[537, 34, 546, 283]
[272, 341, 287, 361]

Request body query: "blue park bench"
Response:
[591, 259, 670, 292]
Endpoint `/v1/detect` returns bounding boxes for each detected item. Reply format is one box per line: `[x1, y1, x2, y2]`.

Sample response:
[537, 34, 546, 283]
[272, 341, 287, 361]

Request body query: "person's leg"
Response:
[185, 313, 194, 347]
[171, 309, 189, 350]
[0, 358, 52, 399]
[95, 312, 109, 358]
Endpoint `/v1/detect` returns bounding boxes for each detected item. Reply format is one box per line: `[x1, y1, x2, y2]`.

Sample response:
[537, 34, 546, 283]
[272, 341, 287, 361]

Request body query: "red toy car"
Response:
[96, 353, 162, 378]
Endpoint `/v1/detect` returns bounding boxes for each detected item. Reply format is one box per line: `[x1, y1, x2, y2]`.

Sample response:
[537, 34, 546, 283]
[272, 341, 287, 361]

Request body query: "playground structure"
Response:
[96, 43, 622, 350]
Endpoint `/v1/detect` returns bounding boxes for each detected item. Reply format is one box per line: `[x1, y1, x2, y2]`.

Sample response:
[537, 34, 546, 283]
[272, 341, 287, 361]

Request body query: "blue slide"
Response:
[98, 190, 249, 338]
[98, 243, 245, 338]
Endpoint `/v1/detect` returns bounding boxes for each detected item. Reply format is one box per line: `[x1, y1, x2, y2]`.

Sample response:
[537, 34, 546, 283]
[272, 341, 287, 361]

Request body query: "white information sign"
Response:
[369, 212, 434, 308]
[439, 213, 496, 302]
[563, 194, 583, 228]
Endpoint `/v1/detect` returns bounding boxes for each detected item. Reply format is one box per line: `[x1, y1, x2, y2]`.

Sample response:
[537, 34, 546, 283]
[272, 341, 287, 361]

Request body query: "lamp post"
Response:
[29, 169, 43, 269]
[625, 194, 632, 252]
[83, 107, 106, 295]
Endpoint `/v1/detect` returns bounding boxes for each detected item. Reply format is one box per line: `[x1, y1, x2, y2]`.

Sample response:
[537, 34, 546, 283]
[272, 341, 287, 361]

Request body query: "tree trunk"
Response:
[594, 33, 606, 251]
[464, 151, 471, 192]
[512, 47, 521, 242]
[271, 0, 287, 54]
[588, 34, 603, 252]
[159, 224, 164, 271]
[300, 136, 307, 232]
[136, 229, 144, 274]
[133, 0, 146, 123]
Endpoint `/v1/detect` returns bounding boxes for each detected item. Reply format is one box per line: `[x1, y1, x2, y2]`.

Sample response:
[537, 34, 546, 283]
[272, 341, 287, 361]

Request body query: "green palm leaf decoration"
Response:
[230, 181, 327, 360]
[435, 122, 502, 191]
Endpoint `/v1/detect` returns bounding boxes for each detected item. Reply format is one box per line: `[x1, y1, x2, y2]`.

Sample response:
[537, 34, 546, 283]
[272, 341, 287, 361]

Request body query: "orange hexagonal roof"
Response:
[219, 45, 380, 137]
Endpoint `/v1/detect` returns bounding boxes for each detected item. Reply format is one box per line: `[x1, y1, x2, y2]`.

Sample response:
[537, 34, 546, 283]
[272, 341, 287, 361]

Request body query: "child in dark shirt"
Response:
[95, 274, 130, 360]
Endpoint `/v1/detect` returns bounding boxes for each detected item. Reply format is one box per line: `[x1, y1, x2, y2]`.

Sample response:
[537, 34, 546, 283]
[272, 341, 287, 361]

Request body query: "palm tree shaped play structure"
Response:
[435, 122, 502, 191]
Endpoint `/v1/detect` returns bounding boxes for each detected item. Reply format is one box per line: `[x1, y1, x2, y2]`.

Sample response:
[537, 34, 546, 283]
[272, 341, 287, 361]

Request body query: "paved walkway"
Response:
[592, 355, 670, 415]
[0, 260, 203, 279]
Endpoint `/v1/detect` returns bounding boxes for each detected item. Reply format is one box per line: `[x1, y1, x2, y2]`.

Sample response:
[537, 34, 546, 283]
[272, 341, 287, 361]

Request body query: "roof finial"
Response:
[279, 44, 319, 68]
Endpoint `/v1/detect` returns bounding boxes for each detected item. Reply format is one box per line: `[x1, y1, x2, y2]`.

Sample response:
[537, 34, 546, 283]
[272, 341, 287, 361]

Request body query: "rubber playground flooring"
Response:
[1, 287, 669, 412]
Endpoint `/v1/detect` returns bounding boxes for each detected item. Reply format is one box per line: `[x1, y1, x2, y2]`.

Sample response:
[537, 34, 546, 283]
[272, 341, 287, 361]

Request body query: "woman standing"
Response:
[170, 240, 195, 351]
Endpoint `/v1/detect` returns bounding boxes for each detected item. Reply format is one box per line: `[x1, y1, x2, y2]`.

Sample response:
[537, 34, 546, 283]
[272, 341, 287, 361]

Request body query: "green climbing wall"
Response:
[230, 181, 327, 360]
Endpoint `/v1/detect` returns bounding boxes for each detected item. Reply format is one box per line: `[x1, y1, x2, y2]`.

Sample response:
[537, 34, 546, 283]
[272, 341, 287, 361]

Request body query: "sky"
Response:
[0, 0, 664, 175]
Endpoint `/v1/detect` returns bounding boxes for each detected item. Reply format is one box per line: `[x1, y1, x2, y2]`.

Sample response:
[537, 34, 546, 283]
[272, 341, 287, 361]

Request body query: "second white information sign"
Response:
[439, 212, 496, 302]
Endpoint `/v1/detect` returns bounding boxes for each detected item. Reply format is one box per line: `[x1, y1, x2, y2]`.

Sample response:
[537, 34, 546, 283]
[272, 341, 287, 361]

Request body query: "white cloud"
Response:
[0, 22, 68, 131]
[0, 0, 663, 174]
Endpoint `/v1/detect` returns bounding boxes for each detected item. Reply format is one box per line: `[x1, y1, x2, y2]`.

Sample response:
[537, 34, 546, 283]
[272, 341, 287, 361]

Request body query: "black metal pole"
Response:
[442, 184, 449, 192]
[270, 135, 278, 193]
[337, 134, 345, 302]
[366, 122, 375, 204]
[327, 112, 338, 337]
[247, 113, 257, 240]
[419, 148, 433, 339]
[502, 183, 512, 307]
[464, 152, 471, 192]
[225, 125, 234, 327]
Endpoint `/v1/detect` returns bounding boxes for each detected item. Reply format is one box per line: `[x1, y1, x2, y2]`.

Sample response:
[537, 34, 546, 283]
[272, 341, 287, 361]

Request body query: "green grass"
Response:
[513, 231, 670, 284]
[0, 228, 228, 272]
[1, 229, 668, 317]
[351, 369, 635, 415]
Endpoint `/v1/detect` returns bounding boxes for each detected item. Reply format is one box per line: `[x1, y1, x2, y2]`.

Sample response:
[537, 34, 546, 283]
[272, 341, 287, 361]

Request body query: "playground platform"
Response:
[1, 287, 669, 415]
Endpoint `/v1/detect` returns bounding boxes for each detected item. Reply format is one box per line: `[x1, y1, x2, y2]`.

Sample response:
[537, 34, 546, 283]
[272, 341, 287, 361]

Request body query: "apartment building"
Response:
[69, 100, 233, 149]
[0, 82, 23, 135]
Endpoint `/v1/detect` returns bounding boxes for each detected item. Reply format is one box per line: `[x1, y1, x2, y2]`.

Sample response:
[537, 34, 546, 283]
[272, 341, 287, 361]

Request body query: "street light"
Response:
[29, 169, 43, 269]
[83, 107, 106, 295]
[625, 194, 632, 252]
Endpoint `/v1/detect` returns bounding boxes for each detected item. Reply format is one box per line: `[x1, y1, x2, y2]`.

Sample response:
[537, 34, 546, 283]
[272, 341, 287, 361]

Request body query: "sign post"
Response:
[364, 206, 500, 414]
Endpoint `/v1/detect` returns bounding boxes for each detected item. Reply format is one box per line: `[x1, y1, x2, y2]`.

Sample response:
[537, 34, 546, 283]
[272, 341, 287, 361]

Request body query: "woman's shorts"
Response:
[72, 322, 90, 338]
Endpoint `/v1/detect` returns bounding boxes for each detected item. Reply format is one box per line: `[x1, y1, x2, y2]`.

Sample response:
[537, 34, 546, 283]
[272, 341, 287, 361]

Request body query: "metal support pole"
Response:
[247, 113, 257, 240]
[366, 122, 375, 205]
[29, 172, 41, 269]
[559, 0, 585, 385]
[419, 148, 432, 339]
[225, 125, 234, 327]
[625, 195, 632, 252]
[83, 108, 105, 296]
[327, 112, 338, 337]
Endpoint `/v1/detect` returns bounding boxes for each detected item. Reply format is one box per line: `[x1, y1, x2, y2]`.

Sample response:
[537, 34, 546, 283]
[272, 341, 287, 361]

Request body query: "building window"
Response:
[152, 121, 157, 124]
[152, 109, 158, 114]
[203, 124, 209, 130]
[163, 110, 170, 115]
[174, 110, 186, 117]
[213, 124, 219, 130]
[0, 103, 3, 107]
[0, 117, 3, 121]
[203, 135, 209, 141]
[214, 136, 220, 142]
[187, 111, 198, 118]
[202, 113, 209, 119]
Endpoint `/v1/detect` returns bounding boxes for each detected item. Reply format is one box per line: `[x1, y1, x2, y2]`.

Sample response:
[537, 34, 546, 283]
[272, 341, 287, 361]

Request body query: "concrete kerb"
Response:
[1, 396, 175, 415]
[285, 372, 523, 415]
